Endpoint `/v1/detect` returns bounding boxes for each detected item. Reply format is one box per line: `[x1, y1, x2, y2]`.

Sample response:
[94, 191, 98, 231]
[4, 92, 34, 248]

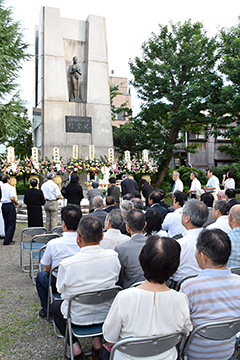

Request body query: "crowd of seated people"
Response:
[33, 173, 240, 360]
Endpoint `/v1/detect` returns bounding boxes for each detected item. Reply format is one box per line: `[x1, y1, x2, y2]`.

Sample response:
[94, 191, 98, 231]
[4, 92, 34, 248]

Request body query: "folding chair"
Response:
[230, 267, 240, 276]
[46, 265, 63, 338]
[64, 287, 122, 360]
[175, 274, 198, 291]
[51, 226, 63, 236]
[109, 332, 187, 360]
[20, 227, 48, 272]
[29, 233, 60, 284]
[180, 318, 240, 360]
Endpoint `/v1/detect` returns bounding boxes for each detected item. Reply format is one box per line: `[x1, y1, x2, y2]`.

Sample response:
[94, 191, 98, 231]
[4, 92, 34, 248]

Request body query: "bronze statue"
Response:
[69, 56, 81, 101]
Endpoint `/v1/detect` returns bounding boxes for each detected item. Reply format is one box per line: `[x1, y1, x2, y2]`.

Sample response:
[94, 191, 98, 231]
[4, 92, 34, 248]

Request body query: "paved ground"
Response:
[0, 223, 91, 360]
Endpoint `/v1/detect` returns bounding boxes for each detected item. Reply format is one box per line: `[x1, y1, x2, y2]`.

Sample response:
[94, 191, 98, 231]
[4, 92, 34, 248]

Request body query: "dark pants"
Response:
[36, 271, 57, 313]
[2, 202, 16, 244]
[52, 300, 78, 345]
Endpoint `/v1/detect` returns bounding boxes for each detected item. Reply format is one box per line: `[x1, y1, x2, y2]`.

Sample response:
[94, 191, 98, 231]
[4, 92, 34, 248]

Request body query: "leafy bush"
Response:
[16, 181, 29, 195]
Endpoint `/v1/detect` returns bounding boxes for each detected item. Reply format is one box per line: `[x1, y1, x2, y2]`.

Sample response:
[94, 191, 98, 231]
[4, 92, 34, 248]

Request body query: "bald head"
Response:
[229, 205, 240, 227]
[218, 190, 226, 200]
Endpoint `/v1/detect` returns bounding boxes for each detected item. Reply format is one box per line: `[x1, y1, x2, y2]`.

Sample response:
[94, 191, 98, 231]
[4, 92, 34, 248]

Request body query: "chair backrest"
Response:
[230, 267, 240, 276]
[67, 287, 122, 317]
[181, 318, 240, 359]
[51, 226, 63, 235]
[21, 227, 48, 241]
[130, 281, 144, 288]
[109, 332, 187, 360]
[175, 275, 198, 291]
[30, 233, 59, 248]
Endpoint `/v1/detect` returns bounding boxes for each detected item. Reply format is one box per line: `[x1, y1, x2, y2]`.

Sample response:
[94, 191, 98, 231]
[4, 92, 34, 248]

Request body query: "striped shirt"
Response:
[227, 227, 240, 268]
[181, 268, 240, 360]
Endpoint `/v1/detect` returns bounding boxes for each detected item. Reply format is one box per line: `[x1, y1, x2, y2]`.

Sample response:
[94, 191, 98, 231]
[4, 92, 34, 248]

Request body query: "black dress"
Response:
[65, 183, 84, 207]
[24, 188, 45, 227]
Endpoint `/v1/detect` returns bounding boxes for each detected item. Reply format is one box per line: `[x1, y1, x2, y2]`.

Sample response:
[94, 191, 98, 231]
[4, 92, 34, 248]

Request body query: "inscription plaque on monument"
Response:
[65, 116, 92, 133]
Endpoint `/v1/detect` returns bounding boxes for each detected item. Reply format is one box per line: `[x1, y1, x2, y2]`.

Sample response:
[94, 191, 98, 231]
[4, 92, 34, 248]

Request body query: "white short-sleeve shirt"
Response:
[1, 183, 16, 203]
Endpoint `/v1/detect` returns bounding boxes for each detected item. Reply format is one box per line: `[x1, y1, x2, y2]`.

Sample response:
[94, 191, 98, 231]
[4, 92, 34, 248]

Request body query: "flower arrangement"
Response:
[138, 159, 158, 174]
[23, 158, 40, 176]
[1, 159, 21, 176]
[39, 158, 68, 176]
[67, 158, 85, 175]
[84, 157, 103, 177]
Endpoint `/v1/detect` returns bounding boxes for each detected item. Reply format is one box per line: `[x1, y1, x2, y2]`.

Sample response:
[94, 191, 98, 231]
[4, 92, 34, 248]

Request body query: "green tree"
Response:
[129, 20, 222, 186]
[5, 110, 33, 158]
[213, 20, 240, 159]
[0, 0, 31, 142]
[110, 83, 132, 122]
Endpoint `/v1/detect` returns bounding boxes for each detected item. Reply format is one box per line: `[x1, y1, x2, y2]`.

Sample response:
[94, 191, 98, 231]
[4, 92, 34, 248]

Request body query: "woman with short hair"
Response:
[102, 235, 192, 360]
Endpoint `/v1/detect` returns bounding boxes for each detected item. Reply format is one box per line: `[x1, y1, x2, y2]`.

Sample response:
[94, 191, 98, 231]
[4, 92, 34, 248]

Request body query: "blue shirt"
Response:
[227, 227, 240, 268]
[181, 268, 240, 360]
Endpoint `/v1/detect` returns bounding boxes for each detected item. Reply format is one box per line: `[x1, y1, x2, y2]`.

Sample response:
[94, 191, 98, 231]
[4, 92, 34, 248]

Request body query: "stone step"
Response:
[16, 197, 90, 223]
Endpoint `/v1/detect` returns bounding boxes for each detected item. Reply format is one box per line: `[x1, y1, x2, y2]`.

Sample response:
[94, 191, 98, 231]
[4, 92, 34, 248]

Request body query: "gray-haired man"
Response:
[100, 209, 129, 250]
[172, 199, 208, 282]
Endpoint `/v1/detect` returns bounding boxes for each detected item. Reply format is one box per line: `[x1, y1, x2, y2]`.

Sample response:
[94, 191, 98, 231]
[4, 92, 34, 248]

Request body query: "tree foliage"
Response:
[110, 83, 132, 122]
[213, 20, 240, 159]
[0, 0, 31, 142]
[5, 110, 33, 158]
[128, 20, 227, 186]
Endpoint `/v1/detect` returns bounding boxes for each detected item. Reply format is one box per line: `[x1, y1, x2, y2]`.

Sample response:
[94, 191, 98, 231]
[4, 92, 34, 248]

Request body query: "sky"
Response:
[4, 0, 240, 117]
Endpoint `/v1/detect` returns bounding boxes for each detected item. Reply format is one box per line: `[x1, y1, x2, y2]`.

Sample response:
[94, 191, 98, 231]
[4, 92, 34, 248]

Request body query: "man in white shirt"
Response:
[203, 169, 220, 202]
[171, 171, 183, 194]
[206, 200, 231, 234]
[41, 172, 61, 232]
[187, 172, 201, 199]
[172, 199, 208, 283]
[51, 215, 121, 357]
[100, 209, 129, 250]
[1, 174, 18, 245]
[162, 192, 186, 238]
[36, 205, 82, 318]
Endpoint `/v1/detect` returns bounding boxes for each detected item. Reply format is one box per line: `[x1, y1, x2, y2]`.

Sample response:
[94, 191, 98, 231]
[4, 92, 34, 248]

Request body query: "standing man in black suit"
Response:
[107, 177, 120, 207]
[225, 189, 240, 208]
[139, 179, 154, 207]
[148, 191, 168, 221]
[121, 175, 138, 196]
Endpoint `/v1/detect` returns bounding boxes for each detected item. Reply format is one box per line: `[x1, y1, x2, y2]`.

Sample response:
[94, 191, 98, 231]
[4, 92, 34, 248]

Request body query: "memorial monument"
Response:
[32, 7, 113, 159]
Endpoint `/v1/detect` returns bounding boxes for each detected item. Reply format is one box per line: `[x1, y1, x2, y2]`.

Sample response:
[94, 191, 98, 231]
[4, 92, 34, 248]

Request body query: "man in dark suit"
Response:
[107, 177, 120, 207]
[104, 196, 117, 214]
[139, 179, 154, 207]
[91, 196, 107, 228]
[121, 175, 138, 196]
[115, 209, 146, 288]
[148, 191, 168, 220]
[225, 189, 240, 208]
